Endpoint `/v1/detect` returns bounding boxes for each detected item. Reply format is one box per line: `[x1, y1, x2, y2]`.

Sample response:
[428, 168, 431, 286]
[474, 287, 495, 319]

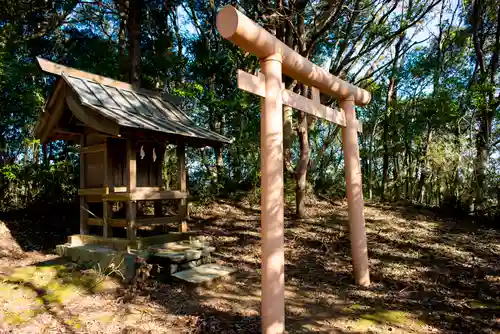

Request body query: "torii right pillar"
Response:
[340, 98, 370, 286]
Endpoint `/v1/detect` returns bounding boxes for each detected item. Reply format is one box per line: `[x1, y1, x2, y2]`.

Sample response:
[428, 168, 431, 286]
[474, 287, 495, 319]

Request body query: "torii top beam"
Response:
[216, 6, 371, 106]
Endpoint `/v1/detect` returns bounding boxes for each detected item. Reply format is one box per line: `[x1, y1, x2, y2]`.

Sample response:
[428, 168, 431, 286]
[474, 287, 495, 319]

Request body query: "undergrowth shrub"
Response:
[0, 161, 78, 211]
[0, 161, 79, 249]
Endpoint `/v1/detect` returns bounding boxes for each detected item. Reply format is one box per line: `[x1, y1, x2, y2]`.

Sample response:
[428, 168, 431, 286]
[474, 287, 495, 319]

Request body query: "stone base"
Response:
[148, 240, 215, 276]
[55, 236, 235, 284]
[56, 244, 136, 280]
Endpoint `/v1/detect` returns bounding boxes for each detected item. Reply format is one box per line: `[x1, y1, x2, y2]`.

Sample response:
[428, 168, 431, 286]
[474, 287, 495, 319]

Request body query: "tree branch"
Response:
[343, 0, 441, 67]
[488, 6, 500, 83]
[305, 0, 345, 55]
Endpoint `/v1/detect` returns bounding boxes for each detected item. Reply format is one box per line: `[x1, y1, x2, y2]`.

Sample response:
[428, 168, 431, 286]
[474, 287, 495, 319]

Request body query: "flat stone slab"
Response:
[152, 251, 187, 263]
[172, 264, 236, 284]
[149, 242, 215, 263]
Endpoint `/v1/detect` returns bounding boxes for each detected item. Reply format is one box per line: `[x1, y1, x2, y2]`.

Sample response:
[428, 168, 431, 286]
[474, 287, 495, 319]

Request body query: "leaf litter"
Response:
[0, 198, 499, 333]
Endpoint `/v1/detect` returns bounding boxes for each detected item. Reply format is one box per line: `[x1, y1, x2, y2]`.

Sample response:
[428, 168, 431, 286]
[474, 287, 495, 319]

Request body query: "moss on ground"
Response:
[0, 262, 118, 326]
[353, 309, 426, 331]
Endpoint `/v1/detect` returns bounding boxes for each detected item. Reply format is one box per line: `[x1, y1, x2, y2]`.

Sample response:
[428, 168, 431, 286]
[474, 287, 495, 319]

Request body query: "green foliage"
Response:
[0, 51, 45, 164]
[0, 0, 498, 220]
[0, 161, 78, 211]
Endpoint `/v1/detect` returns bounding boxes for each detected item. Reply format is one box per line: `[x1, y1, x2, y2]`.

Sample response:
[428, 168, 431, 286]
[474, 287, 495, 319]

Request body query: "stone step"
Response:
[150, 247, 215, 263]
[172, 264, 236, 285]
[149, 242, 215, 263]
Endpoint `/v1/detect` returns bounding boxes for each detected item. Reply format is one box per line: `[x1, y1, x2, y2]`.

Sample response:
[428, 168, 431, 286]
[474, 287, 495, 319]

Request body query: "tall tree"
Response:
[467, 0, 500, 210]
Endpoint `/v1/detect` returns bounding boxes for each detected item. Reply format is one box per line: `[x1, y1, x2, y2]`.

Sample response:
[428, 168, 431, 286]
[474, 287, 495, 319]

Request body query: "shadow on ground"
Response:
[159, 200, 499, 333]
[0, 201, 79, 253]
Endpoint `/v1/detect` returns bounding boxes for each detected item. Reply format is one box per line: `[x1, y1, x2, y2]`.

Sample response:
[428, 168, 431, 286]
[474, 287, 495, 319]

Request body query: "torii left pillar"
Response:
[260, 53, 285, 334]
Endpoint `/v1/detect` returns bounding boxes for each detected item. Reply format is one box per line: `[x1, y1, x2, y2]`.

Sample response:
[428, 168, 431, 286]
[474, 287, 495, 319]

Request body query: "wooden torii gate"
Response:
[217, 6, 371, 334]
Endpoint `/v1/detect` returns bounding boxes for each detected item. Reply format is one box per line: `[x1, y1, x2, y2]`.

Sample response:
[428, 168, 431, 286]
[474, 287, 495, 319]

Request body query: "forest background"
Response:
[0, 0, 498, 224]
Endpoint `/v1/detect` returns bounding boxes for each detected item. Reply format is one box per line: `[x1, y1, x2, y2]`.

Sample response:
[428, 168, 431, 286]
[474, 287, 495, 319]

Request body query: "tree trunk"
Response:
[314, 126, 339, 190]
[403, 105, 411, 200]
[406, 150, 412, 200]
[127, 0, 141, 88]
[360, 135, 369, 191]
[368, 149, 374, 200]
[381, 34, 405, 201]
[393, 155, 400, 201]
[294, 6, 310, 218]
[474, 110, 492, 209]
[416, 123, 432, 202]
[296, 84, 310, 217]
[280, 0, 297, 177]
[454, 119, 462, 199]
[368, 117, 380, 200]
[381, 114, 389, 200]
[436, 170, 441, 207]
[215, 147, 223, 184]
[33, 142, 39, 165]
[23, 144, 28, 165]
[283, 104, 293, 173]
[117, 0, 128, 80]
[471, 3, 500, 211]
[47, 142, 53, 166]
[42, 143, 48, 167]
[296, 109, 309, 217]
[215, 116, 224, 186]
[170, 8, 184, 85]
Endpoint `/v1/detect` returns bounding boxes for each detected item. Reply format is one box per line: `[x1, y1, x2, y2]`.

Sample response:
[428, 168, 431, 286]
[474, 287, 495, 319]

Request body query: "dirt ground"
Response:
[0, 199, 499, 333]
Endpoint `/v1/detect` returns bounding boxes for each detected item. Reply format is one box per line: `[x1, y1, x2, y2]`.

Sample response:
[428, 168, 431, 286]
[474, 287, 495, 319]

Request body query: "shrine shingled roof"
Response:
[35, 57, 231, 145]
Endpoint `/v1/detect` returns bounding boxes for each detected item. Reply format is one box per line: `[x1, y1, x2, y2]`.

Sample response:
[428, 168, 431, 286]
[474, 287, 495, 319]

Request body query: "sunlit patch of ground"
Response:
[1, 198, 499, 333]
[0, 263, 118, 329]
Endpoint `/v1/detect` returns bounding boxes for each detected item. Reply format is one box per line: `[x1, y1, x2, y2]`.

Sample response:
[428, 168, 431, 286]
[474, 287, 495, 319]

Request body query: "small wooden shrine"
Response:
[34, 58, 230, 243]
